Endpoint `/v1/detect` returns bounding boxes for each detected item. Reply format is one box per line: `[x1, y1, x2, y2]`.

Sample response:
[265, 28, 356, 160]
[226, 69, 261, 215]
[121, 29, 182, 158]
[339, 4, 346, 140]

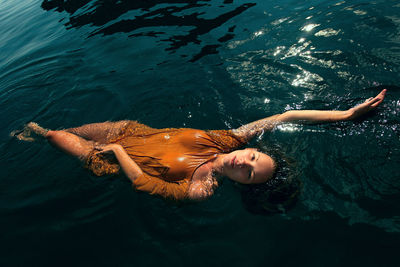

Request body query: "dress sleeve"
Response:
[205, 129, 246, 152]
[132, 173, 190, 200]
[85, 150, 121, 176]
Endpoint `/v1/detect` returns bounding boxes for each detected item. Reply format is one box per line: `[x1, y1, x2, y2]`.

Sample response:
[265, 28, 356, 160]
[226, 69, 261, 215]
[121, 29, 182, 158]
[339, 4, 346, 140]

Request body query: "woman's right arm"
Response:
[95, 144, 143, 182]
[95, 144, 190, 200]
[233, 89, 386, 142]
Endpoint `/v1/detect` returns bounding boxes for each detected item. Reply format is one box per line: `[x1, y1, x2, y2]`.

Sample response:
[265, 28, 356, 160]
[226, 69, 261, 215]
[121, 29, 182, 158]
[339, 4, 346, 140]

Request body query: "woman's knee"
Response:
[45, 130, 56, 139]
[46, 130, 93, 159]
[45, 130, 68, 143]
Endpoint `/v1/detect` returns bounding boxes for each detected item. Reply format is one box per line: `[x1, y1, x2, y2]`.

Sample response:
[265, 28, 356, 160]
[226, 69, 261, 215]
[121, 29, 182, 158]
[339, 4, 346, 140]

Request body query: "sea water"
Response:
[1, 0, 400, 266]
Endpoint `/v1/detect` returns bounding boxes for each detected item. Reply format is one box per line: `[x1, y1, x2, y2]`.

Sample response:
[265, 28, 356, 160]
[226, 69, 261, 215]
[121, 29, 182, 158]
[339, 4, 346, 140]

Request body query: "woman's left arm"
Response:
[233, 89, 386, 142]
[188, 175, 218, 201]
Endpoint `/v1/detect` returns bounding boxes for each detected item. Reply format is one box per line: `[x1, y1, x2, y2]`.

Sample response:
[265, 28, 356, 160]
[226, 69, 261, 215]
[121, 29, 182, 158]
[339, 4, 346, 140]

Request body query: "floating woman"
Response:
[13, 89, 386, 210]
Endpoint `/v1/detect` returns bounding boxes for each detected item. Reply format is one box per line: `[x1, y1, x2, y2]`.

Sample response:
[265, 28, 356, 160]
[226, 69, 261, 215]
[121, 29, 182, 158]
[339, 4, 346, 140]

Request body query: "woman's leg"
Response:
[12, 121, 129, 143]
[65, 121, 129, 143]
[11, 122, 48, 142]
[12, 120, 129, 160]
[12, 122, 95, 161]
[45, 130, 94, 161]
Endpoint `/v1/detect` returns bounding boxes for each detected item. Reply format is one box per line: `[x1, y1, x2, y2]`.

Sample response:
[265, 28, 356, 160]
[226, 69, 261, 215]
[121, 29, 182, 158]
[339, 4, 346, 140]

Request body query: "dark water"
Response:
[1, 0, 400, 266]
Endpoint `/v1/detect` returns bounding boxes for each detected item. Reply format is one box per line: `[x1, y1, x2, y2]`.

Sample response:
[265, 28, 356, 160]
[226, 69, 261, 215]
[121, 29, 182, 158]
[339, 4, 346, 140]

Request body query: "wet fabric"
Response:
[85, 121, 245, 200]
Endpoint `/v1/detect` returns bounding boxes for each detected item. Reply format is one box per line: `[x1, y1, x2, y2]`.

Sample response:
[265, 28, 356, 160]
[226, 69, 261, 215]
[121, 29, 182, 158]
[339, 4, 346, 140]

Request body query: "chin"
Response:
[223, 155, 233, 166]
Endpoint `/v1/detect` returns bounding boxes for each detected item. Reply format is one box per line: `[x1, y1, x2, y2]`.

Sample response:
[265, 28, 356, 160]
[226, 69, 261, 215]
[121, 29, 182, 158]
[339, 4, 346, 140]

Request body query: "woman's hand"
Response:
[94, 143, 143, 182]
[188, 176, 218, 201]
[347, 89, 387, 120]
[94, 143, 122, 155]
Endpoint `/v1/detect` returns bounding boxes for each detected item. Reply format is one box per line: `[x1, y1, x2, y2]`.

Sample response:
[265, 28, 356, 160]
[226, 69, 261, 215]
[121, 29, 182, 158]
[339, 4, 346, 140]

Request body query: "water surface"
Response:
[1, 0, 400, 266]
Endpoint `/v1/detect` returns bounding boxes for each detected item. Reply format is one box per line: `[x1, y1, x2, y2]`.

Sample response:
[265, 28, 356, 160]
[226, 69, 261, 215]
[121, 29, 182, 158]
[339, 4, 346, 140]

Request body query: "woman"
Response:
[14, 89, 386, 202]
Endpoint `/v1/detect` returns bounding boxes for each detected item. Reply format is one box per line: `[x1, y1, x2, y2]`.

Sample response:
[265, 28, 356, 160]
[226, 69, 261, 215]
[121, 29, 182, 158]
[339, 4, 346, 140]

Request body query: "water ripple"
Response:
[41, 0, 256, 61]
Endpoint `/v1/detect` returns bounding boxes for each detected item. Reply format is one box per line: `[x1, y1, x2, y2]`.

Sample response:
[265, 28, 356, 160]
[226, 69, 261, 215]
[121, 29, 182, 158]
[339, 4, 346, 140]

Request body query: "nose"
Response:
[237, 158, 249, 168]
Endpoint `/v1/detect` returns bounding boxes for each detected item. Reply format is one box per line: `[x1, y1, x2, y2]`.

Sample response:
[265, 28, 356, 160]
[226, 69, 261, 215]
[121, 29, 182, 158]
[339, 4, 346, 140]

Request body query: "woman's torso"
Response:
[114, 127, 225, 182]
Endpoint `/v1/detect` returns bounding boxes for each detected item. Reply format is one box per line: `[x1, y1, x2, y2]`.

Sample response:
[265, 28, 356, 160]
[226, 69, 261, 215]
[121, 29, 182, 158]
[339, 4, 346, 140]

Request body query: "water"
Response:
[1, 0, 400, 266]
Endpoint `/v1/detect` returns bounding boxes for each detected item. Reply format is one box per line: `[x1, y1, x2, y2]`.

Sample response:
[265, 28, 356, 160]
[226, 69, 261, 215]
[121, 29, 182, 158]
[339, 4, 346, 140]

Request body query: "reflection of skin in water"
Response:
[13, 90, 386, 204]
[41, 0, 255, 61]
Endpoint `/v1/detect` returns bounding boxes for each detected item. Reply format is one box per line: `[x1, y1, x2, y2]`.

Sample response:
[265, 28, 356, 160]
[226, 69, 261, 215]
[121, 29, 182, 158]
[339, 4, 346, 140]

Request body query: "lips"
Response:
[231, 156, 236, 168]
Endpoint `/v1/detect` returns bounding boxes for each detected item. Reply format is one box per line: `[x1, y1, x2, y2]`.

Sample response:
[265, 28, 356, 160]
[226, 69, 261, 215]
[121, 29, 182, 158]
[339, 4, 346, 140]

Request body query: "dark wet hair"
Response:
[239, 147, 302, 215]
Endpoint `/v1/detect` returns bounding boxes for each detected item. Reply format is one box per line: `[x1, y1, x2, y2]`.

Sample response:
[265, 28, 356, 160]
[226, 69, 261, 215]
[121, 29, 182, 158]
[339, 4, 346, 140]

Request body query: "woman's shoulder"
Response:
[205, 129, 246, 150]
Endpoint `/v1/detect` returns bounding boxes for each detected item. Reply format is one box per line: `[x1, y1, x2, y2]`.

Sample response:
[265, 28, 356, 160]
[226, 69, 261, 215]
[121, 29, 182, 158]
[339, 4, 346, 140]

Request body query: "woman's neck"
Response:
[211, 154, 226, 176]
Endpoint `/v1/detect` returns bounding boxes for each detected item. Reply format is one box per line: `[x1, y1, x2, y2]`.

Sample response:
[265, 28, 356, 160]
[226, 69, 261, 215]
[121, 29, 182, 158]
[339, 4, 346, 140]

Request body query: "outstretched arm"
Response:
[233, 89, 387, 142]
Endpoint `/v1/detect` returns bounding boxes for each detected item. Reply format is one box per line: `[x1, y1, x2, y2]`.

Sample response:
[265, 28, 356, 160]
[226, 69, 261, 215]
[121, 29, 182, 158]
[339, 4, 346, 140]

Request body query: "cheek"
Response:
[233, 169, 247, 181]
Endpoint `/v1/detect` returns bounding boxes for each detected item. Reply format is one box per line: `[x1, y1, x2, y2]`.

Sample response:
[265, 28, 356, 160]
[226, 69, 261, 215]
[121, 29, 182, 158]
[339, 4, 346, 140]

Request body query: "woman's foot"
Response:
[10, 122, 49, 142]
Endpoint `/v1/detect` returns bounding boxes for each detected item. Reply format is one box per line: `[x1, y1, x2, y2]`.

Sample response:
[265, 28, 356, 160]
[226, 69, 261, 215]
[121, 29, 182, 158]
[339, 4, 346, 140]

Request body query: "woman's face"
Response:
[222, 148, 276, 184]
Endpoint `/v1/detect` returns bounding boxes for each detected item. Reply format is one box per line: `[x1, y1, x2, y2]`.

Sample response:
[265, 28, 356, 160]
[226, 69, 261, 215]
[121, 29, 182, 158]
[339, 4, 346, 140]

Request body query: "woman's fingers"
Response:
[371, 98, 383, 107]
[378, 88, 387, 96]
[349, 89, 387, 119]
[370, 89, 386, 107]
[373, 89, 387, 102]
[362, 89, 386, 108]
[94, 144, 115, 155]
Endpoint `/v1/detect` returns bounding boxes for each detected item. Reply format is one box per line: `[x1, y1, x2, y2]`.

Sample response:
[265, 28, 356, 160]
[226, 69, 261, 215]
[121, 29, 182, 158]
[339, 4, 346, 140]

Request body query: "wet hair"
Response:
[239, 147, 302, 215]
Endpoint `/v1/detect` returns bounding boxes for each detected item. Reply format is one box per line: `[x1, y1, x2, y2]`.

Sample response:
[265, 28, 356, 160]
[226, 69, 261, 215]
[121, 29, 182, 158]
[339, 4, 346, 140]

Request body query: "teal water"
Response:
[1, 0, 400, 266]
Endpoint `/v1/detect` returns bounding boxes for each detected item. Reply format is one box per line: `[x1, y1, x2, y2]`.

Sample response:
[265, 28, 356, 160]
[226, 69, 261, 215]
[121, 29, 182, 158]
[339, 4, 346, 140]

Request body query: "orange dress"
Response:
[85, 121, 245, 200]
